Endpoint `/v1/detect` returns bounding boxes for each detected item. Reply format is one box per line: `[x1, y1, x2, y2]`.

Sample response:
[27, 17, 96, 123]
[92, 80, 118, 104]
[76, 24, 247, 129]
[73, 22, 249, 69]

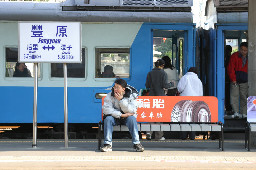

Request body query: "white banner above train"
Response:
[18, 22, 81, 63]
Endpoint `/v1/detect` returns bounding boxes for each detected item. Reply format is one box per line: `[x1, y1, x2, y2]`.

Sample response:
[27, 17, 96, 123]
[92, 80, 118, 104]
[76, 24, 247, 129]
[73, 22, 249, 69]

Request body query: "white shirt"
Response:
[164, 68, 179, 89]
[177, 72, 203, 96]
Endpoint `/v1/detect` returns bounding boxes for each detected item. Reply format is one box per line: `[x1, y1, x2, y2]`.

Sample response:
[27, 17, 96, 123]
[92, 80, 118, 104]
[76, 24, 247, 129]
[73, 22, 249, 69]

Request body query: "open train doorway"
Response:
[216, 24, 248, 129]
[152, 30, 185, 80]
[224, 30, 248, 120]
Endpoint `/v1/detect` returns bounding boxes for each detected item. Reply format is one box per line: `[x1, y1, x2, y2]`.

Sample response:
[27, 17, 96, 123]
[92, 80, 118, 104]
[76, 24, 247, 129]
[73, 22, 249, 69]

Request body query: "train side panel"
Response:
[0, 22, 196, 123]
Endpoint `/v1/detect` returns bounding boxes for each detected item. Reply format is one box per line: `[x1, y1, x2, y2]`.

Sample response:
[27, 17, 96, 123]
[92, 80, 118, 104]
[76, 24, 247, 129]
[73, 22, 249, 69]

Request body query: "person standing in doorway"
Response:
[162, 56, 179, 96]
[224, 45, 233, 115]
[145, 59, 171, 140]
[227, 42, 248, 118]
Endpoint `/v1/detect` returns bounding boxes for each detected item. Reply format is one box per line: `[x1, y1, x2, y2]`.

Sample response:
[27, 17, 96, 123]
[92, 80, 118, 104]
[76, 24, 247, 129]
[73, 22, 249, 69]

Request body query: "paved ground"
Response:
[0, 139, 255, 169]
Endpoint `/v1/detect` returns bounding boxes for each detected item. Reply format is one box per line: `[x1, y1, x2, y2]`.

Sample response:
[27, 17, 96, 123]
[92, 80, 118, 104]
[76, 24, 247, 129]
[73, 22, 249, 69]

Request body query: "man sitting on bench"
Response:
[100, 79, 144, 152]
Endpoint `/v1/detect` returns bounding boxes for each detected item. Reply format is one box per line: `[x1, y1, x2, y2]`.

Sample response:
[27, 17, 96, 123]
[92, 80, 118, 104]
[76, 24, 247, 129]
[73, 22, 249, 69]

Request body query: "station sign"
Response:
[19, 22, 81, 63]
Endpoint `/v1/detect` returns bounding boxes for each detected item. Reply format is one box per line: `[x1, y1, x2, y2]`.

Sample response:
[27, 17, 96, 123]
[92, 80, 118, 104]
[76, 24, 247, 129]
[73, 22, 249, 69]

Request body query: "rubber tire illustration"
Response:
[191, 101, 211, 122]
[171, 100, 188, 122]
[180, 100, 194, 122]
[181, 101, 199, 122]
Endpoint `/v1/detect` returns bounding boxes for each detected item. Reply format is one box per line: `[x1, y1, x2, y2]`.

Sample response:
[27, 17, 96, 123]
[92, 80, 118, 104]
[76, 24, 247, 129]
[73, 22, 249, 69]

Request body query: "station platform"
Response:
[0, 139, 256, 169]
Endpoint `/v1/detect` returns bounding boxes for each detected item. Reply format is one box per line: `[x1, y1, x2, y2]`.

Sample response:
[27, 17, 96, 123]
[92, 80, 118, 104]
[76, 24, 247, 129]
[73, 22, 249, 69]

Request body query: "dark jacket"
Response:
[145, 68, 170, 96]
[13, 68, 31, 77]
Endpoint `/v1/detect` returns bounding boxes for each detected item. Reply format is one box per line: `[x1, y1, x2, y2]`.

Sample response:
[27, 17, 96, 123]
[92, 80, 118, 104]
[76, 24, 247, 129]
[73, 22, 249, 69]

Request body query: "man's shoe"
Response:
[133, 143, 144, 152]
[232, 112, 240, 118]
[100, 144, 112, 152]
[238, 113, 243, 118]
[158, 137, 165, 141]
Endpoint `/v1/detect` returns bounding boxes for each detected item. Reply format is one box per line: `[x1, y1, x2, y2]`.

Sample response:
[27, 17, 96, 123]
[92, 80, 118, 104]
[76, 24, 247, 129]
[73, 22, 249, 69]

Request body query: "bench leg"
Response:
[98, 123, 102, 150]
[248, 127, 251, 151]
[218, 125, 224, 151]
[218, 131, 223, 151]
[219, 132, 221, 149]
[221, 125, 224, 151]
[245, 126, 248, 150]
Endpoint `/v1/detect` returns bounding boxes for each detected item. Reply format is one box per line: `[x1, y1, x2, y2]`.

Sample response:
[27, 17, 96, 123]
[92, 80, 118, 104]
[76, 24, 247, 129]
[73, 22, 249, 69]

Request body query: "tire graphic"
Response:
[180, 100, 193, 122]
[171, 100, 211, 122]
[171, 100, 187, 122]
[191, 101, 211, 122]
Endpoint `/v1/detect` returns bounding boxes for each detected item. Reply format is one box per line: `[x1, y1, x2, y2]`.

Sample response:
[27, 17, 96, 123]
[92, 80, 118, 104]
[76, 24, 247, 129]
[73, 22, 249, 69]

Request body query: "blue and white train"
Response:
[0, 0, 248, 134]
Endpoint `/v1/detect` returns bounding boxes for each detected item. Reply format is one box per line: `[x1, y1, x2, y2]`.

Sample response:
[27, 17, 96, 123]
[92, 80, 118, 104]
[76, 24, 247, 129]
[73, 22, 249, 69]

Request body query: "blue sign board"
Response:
[19, 22, 81, 63]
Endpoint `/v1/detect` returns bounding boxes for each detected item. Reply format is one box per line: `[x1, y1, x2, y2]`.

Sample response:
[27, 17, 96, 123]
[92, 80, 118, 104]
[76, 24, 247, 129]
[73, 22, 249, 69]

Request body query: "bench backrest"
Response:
[102, 96, 218, 123]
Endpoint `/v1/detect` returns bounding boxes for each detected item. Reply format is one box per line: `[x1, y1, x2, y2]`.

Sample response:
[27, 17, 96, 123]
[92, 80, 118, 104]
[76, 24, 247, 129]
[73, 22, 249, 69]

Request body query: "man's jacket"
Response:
[227, 51, 248, 83]
[102, 85, 138, 119]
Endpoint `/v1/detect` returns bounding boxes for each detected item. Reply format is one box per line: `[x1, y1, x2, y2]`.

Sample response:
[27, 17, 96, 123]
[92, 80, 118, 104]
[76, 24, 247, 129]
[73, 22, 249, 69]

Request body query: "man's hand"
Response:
[114, 92, 124, 101]
[169, 80, 174, 87]
[232, 81, 238, 86]
[120, 113, 134, 118]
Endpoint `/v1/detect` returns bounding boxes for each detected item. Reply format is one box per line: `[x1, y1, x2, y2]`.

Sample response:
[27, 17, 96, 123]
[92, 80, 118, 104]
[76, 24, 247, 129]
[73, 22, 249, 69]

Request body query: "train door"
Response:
[130, 23, 195, 95]
[152, 29, 188, 79]
[216, 24, 248, 124]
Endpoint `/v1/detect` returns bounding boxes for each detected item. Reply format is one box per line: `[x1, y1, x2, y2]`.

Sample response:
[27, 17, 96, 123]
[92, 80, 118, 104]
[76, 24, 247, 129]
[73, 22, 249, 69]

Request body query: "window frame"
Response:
[94, 47, 131, 81]
[49, 47, 87, 81]
[4, 46, 42, 80]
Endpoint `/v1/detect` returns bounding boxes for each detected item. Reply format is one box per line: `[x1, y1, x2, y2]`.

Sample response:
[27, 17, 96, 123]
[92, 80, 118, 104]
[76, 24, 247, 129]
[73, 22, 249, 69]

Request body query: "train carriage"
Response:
[0, 0, 197, 136]
[0, 0, 249, 136]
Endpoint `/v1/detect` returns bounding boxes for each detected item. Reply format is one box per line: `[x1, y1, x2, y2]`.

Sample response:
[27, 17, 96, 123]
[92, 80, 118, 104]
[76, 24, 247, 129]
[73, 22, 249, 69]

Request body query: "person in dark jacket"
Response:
[227, 42, 248, 118]
[145, 59, 171, 140]
[102, 65, 116, 78]
[225, 45, 233, 114]
[145, 59, 171, 96]
[13, 62, 31, 77]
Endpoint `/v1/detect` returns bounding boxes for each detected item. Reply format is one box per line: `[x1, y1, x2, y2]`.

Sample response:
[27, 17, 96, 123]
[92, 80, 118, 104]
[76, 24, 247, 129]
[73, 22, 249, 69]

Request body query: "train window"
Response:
[153, 37, 172, 63]
[95, 48, 130, 78]
[5, 47, 41, 78]
[51, 48, 86, 78]
[225, 39, 239, 53]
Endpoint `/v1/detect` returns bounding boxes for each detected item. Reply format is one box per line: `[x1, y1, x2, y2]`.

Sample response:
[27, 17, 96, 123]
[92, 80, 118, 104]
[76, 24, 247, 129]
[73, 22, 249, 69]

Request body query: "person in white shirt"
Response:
[177, 67, 203, 96]
[177, 67, 203, 140]
[162, 56, 179, 96]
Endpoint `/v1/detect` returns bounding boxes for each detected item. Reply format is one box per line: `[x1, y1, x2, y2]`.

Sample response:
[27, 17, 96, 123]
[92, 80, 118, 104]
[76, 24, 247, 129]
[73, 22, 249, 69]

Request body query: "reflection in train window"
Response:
[51, 48, 85, 78]
[95, 48, 130, 78]
[5, 47, 41, 78]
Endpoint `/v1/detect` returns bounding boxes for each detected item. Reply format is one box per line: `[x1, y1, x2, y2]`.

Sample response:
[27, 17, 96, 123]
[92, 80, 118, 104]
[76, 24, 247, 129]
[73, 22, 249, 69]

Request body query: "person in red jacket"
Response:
[227, 42, 248, 118]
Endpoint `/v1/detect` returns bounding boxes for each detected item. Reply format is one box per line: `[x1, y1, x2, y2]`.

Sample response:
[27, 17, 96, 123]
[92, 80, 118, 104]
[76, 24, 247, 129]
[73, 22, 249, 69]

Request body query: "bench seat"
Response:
[98, 122, 224, 151]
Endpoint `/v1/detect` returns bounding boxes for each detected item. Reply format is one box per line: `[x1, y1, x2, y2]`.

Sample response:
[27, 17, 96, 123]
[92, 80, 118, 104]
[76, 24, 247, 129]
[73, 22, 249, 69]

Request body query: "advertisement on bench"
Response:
[247, 96, 256, 122]
[136, 96, 218, 123]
